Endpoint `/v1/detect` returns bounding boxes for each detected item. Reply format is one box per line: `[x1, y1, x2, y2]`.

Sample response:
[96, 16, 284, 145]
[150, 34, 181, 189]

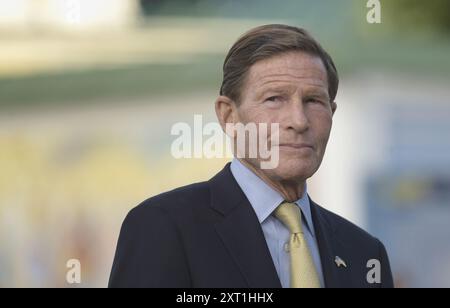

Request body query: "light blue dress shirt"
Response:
[230, 158, 325, 288]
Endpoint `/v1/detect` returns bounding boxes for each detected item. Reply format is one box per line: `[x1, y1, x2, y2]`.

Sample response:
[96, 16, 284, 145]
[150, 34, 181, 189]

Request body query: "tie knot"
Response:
[273, 202, 303, 234]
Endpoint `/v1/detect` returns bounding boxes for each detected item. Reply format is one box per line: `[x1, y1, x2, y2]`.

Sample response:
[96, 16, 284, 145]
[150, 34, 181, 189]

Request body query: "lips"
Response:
[277, 143, 314, 149]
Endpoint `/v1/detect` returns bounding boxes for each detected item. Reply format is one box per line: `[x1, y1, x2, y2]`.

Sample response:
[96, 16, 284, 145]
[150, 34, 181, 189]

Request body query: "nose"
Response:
[285, 98, 310, 133]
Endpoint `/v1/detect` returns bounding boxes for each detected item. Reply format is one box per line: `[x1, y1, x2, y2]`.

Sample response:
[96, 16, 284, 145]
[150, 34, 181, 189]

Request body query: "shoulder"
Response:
[125, 181, 211, 224]
[314, 202, 381, 246]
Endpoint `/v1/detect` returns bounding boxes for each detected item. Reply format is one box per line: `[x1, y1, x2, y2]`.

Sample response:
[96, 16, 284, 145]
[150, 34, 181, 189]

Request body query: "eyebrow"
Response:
[303, 89, 329, 99]
[254, 84, 329, 100]
[254, 84, 295, 100]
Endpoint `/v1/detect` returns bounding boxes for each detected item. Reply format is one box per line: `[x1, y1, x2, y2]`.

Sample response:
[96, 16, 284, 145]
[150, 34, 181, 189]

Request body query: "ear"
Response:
[331, 101, 337, 116]
[215, 95, 238, 132]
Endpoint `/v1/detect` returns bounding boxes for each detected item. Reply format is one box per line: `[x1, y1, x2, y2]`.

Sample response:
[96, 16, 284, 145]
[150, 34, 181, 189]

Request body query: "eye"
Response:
[306, 97, 323, 104]
[265, 96, 282, 103]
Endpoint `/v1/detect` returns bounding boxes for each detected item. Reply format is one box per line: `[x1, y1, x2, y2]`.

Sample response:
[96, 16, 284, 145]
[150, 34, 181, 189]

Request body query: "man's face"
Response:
[235, 51, 337, 182]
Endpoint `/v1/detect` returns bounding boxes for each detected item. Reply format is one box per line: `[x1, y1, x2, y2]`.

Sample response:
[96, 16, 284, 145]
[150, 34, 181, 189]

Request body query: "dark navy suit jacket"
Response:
[109, 163, 394, 288]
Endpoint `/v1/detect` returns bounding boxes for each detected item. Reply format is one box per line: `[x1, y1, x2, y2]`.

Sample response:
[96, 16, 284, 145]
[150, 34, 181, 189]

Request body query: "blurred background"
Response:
[0, 0, 449, 288]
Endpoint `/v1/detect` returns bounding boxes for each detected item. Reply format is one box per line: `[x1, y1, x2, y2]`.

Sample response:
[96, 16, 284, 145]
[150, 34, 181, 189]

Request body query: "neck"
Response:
[238, 159, 306, 202]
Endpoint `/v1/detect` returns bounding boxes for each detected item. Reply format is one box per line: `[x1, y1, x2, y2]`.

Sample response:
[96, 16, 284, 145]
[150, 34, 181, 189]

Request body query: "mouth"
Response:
[277, 143, 314, 150]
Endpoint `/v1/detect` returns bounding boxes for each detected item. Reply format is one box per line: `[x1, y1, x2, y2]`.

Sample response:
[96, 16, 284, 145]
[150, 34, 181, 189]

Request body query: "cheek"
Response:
[239, 103, 278, 124]
[310, 112, 333, 145]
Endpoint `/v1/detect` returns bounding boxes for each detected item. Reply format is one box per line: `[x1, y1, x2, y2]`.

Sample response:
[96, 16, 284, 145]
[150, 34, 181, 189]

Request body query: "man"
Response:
[109, 24, 394, 288]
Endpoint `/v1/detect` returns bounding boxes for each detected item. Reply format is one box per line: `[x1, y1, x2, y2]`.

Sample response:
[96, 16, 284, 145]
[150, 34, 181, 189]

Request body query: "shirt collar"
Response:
[230, 158, 316, 237]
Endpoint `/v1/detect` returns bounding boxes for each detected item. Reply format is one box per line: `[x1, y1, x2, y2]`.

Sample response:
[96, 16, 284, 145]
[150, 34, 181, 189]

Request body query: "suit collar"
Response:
[229, 158, 284, 224]
[209, 163, 247, 216]
[209, 163, 282, 288]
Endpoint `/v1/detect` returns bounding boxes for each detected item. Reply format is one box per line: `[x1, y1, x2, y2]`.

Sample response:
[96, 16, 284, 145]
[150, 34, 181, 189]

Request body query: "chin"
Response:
[272, 158, 318, 181]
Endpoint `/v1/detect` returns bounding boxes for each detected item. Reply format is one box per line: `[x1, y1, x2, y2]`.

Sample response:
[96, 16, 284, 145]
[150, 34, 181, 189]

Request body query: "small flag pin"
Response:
[335, 256, 347, 268]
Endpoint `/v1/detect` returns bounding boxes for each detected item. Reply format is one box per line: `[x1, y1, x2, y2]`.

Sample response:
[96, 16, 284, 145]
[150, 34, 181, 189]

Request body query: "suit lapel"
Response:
[310, 198, 352, 288]
[209, 164, 282, 288]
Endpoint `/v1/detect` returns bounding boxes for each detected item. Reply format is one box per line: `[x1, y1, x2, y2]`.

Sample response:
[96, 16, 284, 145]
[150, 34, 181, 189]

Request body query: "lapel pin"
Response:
[335, 256, 347, 268]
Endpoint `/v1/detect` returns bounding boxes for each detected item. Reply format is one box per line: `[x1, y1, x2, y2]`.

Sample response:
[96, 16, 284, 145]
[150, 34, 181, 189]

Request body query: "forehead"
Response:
[244, 51, 328, 94]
